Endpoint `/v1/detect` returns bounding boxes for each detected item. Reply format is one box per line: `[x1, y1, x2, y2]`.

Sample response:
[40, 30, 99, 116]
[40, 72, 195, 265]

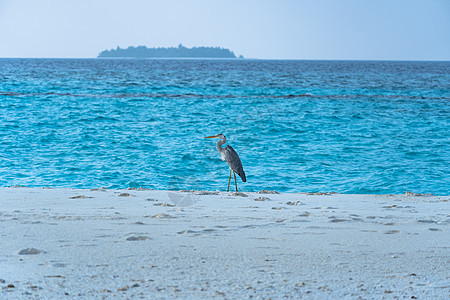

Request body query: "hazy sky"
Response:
[1, 0, 449, 60]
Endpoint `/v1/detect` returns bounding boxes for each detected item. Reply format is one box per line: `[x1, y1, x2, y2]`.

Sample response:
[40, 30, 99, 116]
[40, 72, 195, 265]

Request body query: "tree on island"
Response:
[98, 44, 241, 58]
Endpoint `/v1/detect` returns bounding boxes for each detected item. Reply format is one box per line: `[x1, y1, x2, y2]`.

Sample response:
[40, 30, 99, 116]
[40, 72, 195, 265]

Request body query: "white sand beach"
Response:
[0, 187, 449, 299]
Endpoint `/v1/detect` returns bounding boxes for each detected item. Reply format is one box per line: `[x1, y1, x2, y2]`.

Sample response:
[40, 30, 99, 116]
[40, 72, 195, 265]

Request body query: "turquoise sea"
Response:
[0, 59, 449, 194]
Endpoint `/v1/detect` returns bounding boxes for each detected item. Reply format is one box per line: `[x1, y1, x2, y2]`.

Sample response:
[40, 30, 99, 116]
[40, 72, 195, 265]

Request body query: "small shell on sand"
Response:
[229, 192, 248, 197]
[150, 213, 173, 219]
[69, 195, 92, 199]
[257, 190, 279, 194]
[254, 197, 269, 201]
[126, 236, 149, 241]
[286, 201, 301, 205]
[19, 248, 44, 255]
[153, 203, 175, 207]
[385, 230, 400, 234]
[195, 191, 219, 195]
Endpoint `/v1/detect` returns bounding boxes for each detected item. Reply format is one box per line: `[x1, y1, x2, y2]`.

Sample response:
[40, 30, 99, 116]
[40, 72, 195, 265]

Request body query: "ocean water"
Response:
[0, 58, 449, 194]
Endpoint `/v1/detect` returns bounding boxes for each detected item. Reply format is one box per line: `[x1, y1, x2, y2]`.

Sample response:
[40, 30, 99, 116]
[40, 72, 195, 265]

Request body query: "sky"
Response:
[0, 0, 449, 60]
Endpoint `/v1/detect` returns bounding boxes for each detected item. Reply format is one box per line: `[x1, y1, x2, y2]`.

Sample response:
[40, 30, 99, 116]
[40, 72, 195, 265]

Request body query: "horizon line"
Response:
[1, 57, 449, 62]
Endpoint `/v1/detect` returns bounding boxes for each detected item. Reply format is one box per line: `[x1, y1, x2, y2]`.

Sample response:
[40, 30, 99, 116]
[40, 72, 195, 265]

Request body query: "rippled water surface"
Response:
[1, 59, 449, 194]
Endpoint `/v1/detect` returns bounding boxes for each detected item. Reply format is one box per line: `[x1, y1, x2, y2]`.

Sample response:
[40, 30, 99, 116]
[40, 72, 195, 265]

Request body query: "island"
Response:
[98, 44, 243, 58]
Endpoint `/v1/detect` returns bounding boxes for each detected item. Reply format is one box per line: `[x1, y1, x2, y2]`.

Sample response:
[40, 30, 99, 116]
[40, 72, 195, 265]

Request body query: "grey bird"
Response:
[205, 134, 246, 192]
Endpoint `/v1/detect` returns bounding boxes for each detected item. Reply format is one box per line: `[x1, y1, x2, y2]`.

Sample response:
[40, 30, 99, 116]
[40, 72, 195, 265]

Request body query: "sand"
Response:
[0, 187, 449, 299]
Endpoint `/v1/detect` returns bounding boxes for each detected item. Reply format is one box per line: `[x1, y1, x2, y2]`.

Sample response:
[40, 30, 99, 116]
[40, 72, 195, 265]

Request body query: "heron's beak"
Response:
[205, 135, 218, 139]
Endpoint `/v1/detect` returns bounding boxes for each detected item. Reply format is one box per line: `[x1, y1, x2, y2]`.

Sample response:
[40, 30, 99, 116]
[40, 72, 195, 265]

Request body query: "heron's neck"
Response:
[216, 137, 226, 152]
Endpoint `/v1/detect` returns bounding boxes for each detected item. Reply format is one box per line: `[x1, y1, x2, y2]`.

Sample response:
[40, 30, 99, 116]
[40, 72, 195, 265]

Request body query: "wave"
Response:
[1, 91, 448, 101]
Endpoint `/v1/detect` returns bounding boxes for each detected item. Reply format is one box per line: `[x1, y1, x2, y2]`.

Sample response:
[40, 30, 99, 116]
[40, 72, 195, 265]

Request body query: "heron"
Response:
[205, 134, 246, 192]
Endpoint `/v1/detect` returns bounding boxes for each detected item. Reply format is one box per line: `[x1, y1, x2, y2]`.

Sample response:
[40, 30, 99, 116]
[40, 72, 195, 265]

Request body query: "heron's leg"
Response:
[234, 171, 238, 192]
[227, 169, 232, 192]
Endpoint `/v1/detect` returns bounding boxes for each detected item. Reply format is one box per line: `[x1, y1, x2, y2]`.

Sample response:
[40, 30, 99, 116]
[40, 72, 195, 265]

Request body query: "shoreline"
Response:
[3, 185, 444, 197]
[1, 187, 449, 298]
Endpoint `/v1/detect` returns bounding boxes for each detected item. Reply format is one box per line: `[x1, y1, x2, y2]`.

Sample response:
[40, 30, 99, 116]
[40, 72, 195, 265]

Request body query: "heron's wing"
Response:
[223, 145, 246, 182]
